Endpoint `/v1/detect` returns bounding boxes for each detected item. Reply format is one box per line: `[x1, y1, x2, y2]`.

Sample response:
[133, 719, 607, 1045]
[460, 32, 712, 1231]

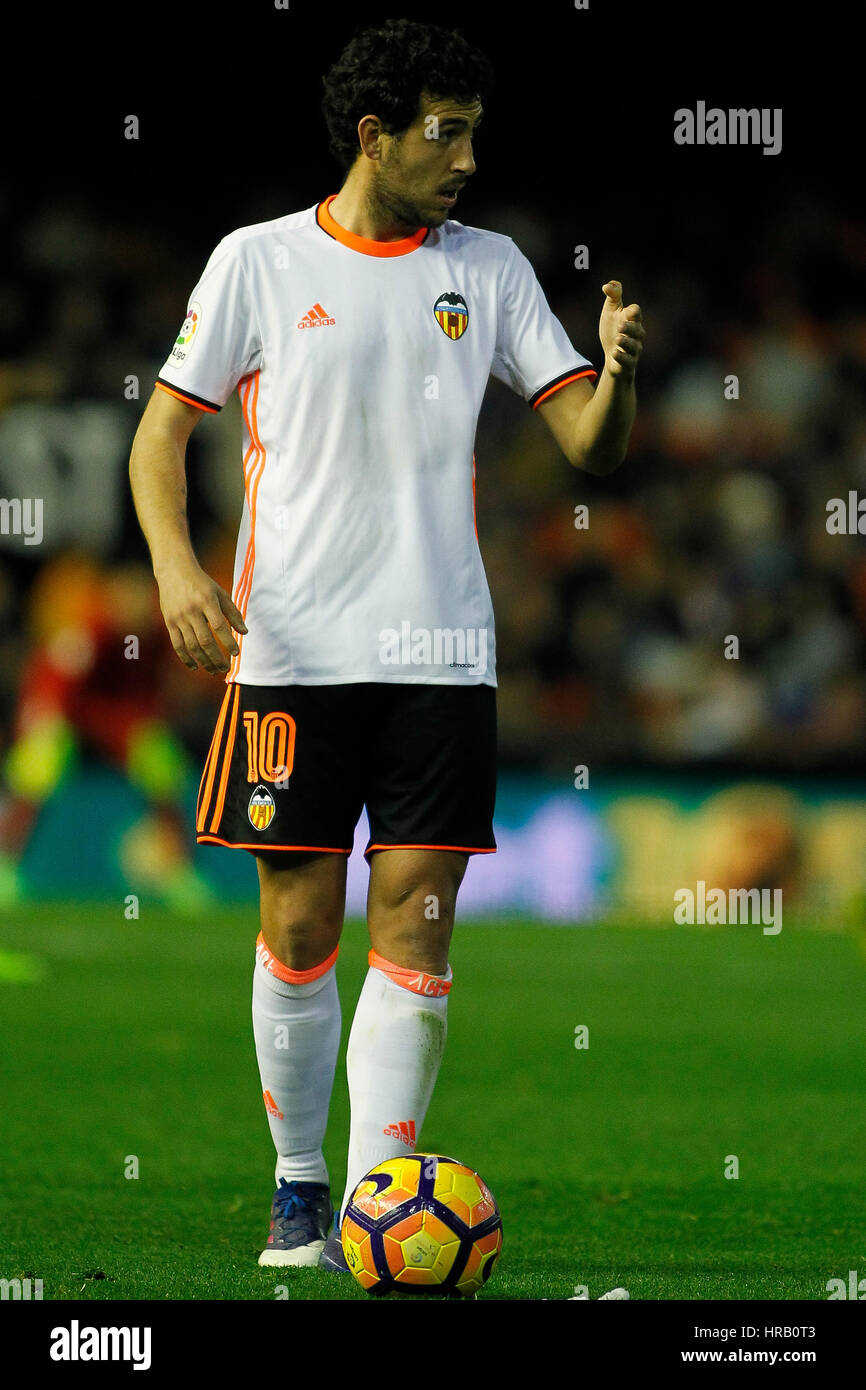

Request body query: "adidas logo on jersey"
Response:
[297, 303, 335, 328]
[383, 1120, 416, 1147]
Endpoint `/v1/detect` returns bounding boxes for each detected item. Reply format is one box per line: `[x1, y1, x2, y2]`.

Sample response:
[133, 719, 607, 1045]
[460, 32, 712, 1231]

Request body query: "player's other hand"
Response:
[599, 281, 644, 381]
[156, 557, 248, 674]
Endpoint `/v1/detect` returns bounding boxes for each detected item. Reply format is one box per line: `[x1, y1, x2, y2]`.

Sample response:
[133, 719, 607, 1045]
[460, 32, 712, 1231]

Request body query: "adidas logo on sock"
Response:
[263, 1089, 284, 1120]
[297, 303, 335, 329]
[383, 1120, 416, 1147]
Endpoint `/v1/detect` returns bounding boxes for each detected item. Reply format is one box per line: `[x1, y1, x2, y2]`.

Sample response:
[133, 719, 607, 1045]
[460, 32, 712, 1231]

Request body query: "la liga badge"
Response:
[169, 300, 202, 367]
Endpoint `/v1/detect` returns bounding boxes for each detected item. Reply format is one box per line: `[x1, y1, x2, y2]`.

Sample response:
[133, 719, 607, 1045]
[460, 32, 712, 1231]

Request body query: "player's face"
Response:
[377, 93, 483, 228]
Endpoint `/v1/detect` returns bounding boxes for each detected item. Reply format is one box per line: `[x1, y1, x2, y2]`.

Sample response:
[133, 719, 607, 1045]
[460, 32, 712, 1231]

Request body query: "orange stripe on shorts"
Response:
[208, 684, 241, 834]
[196, 685, 233, 833]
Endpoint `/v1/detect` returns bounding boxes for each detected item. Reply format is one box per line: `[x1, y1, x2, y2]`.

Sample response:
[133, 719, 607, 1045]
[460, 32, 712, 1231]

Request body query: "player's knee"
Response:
[258, 885, 342, 970]
[259, 916, 341, 972]
[367, 853, 467, 974]
[369, 910, 453, 977]
[376, 871, 462, 920]
[256, 856, 345, 970]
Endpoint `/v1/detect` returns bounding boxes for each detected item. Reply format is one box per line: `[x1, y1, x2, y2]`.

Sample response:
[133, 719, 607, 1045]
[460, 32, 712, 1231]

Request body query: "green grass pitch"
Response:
[1, 902, 864, 1300]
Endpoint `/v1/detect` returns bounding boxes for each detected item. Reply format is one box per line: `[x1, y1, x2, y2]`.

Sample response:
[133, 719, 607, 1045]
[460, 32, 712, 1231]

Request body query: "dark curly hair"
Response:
[321, 19, 494, 174]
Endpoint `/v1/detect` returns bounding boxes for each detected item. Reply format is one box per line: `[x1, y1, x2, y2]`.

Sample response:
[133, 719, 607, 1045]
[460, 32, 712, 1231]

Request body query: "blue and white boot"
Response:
[318, 1210, 350, 1272]
[258, 1179, 332, 1267]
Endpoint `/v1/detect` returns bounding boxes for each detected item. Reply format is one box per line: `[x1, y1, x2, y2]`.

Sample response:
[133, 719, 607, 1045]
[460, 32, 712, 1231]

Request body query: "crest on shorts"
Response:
[248, 784, 275, 831]
[433, 291, 468, 340]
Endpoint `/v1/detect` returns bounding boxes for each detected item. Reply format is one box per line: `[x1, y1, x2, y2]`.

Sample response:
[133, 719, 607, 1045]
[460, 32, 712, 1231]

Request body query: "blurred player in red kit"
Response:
[0, 549, 216, 911]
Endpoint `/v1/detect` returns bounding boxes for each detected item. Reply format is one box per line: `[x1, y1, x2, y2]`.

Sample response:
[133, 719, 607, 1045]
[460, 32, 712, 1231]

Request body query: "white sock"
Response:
[339, 950, 451, 1222]
[252, 932, 341, 1189]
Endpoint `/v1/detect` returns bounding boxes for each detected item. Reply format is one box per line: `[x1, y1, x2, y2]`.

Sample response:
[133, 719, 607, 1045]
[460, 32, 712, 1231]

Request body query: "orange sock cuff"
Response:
[368, 948, 452, 997]
[255, 932, 339, 984]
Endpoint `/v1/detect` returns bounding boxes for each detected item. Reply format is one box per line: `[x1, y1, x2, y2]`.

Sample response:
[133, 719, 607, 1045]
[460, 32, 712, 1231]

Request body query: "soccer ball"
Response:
[341, 1153, 503, 1297]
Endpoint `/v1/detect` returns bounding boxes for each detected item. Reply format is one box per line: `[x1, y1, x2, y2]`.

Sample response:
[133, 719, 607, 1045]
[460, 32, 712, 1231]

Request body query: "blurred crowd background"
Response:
[0, 1, 863, 916]
[1, 182, 864, 779]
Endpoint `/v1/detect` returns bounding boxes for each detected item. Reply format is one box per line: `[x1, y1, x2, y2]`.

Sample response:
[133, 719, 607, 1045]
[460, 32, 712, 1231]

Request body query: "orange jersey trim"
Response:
[317, 195, 428, 258]
[256, 932, 339, 984]
[531, 368, 598, 411]
[227, 371, 266, 682]
[154, 380, 219, 414]
[471, 453, 478, 542]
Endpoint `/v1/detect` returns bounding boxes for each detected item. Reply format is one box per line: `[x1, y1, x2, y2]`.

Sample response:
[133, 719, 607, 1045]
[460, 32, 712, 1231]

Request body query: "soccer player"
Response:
[128, 18, 644, 1272]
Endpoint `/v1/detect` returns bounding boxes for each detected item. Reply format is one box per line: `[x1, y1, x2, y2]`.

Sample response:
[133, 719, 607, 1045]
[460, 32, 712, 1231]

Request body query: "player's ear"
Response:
[358, 115, 383, 160]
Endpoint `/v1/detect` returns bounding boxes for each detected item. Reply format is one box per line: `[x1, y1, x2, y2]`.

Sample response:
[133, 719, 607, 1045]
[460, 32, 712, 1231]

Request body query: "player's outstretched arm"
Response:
[129, 389, 247, 675]
[537, 281, 645, 475]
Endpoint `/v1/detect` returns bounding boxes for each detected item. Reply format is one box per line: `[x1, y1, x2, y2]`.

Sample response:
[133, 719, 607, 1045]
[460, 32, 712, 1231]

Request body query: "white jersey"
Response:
[155, 195, 597, 687]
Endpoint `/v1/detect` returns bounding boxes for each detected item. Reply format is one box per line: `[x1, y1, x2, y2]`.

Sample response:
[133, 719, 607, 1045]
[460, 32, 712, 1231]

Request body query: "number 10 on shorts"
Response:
[243, 710, 296, 787]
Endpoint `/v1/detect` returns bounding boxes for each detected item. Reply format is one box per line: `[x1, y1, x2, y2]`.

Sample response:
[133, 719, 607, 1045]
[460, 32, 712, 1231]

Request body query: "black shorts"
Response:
[195, 682, 497, 859]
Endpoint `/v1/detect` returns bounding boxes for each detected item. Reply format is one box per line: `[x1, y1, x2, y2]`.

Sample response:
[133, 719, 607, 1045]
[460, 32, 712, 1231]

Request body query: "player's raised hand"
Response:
[156, 557, 248, 674]
[599, 281, 645, 381]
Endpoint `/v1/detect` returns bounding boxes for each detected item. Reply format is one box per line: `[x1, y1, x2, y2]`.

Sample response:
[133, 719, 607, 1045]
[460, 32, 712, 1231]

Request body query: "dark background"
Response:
[1, 1, 861, 776]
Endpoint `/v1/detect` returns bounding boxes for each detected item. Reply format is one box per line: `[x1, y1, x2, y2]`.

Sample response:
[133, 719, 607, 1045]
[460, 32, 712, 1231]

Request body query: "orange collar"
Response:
[316, 195, 428, 257]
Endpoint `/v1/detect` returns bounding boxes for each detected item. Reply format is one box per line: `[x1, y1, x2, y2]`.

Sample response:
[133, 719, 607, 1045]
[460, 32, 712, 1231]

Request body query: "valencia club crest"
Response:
[248, 784, 276, 831]
[433, 291, 469, 340]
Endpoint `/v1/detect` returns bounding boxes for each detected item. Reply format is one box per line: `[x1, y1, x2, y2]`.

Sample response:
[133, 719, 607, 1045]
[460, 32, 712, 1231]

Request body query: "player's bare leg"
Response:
[366, 847, 468, 975]
[252, 850, 347, 1266]
[323, 848, 468, 1269]
[256, 848, 347, 969]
